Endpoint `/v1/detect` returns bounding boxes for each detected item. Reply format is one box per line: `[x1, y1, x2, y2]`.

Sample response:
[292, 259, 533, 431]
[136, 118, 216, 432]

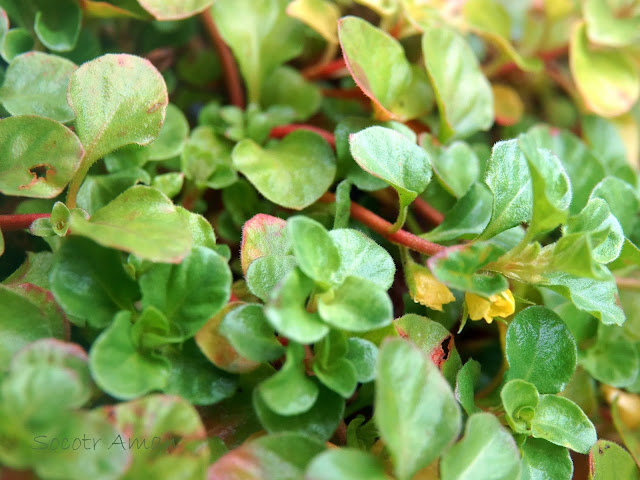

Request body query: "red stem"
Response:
[412, 197, 444, 225]
[0, 213, 50, 231]
[270, 124, 336, 148]
[301, 58, 347, 80]
[200, 10, 244, 109]
[321, 87, 367, 101]
[318, 192, 444, 256]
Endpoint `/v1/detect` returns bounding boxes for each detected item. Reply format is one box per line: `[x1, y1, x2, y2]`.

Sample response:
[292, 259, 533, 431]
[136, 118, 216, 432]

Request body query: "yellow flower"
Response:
[412, 269, 455, 311]
[465, 289, 515, 324]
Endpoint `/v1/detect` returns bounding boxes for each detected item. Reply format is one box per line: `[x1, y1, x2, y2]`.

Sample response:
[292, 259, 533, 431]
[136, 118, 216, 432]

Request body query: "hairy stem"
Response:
[65, 160, 93, 209]
[0, 213, 50, 231]
[412, 197, 444, 225]
[319, 192, 445, 256]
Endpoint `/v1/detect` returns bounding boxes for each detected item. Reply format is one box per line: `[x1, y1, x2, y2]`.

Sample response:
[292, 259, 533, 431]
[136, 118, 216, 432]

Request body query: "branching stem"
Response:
[319, 192, 445, 256]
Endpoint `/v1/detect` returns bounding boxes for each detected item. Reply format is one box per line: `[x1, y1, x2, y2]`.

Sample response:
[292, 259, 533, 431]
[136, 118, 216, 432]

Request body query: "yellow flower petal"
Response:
[413, 270, 455, 311]
[465, 289, 515, 324]
[488, 289, 515, 319]
[465, 292, 492, 323]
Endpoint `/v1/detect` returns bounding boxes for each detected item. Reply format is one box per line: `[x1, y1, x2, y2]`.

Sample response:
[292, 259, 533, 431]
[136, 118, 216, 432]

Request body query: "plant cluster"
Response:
[0, 0, 640, 479]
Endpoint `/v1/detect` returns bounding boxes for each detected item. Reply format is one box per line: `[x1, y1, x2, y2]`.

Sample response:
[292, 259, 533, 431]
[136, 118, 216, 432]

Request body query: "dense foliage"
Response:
[1, 0, 640, 478]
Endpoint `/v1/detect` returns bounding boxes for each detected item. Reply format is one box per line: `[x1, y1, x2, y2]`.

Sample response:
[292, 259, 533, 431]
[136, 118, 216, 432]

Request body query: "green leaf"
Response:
[540, 272, 625, 326]
[195, 302, 261, 373]
[589, 439, 640, 480]
[253, 382, 345, 441]
[581, 115, 631, 178]
[530, 394, 597, 454]
[590, 176, 639, 235]
[0, 405, 129, 480]
[261, 66, 321, 121]
[9, 339, 93, 407]
[583, 0, 640, 47]
[329, 228, 396, 290]
[318, 276, 393, 332]
[0, 284, 68, 368]
[570, 22, 639, 117]
[479, 139, 532, 240]
[519, 438, 573, 480]
[246, 255, 298, 302]
[376, 338, 461, 480]
[0, 28, 34, 62]
[334, 117, 411, 191]
[338, 16, 432, 121]
[345, 337, 378, 383]
[233, 130, 336, 210]
[164, 339, 236, 406]
[151, 172, 184, 198]
[306, 449, 389, 480]
[258, 343, 318, 415]
[179, 208, 217, 250]
[455, 359, 481, 415]
[441, 413, 520, 480]
[209, 433, 325, 480]
[287, 0, 340, 43]
[68, 53, 168, 164]
[6, 252, 52, 291]
[219, 304, 285, 363]
[431, 141, 480, 198]
[0, 6, 5, 34]
[429, 242, 509, 297]
[580, 325, 640, 388]
[422, 25, 493, 142]
[211, 0, 303, 104]
[564, 198, 624, 264]
[501, 379, 539, 434]
[50, 236, 139, 328]
[0, 52, 76, 122]
[462, 0, 542, 73]
[137, 0, 212, 19]
[0, 115, 84, 198]
[265, 267, 329, 344]
[131, 306, 174, 350]
[422, 183, 493, 243]
[333, 180, 352, 229]
[518, 136, 572, 239]
[181, 125, 237, 189]
[241, 214, 290, 274]
[140, 246, 232, 340]
[76, 168, 151, 214]
[551, 232, 611, 280]
[524, 125, 605, 215]
[146, 103, 189, 161]
[34, 0, 81, 52]
[313, 357, 358, 398]
[609, 238, 640, 271]
[89, 312, 170, 399]
[349, 126, 432, 229]
[288, 216, 340, 288]
[109, 394, 209, 479]
[393, 313, 452, 365]
[505, 306, 577, 394]
[68, 185, 193, 263]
